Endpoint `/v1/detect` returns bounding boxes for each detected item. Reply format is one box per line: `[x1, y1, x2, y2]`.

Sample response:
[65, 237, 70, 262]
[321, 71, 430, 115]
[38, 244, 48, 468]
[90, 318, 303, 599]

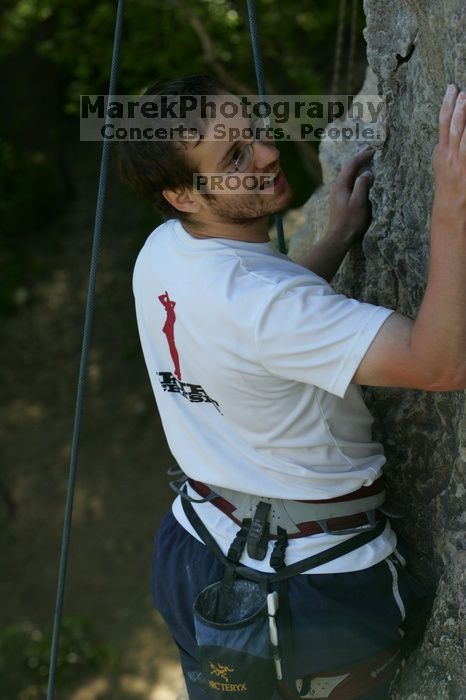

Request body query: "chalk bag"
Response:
[193, 576, 276, 699]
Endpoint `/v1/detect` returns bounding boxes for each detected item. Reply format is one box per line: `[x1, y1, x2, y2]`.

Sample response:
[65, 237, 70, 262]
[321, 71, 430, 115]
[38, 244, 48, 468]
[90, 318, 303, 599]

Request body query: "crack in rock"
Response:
[395, 40, 416, 71]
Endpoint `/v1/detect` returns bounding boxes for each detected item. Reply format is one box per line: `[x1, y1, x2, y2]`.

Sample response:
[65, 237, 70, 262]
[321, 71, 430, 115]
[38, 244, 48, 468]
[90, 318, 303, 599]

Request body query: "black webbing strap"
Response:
[181, 496, 386, 582]
[272, 519, 385, 580]
[227, 518, 251, 563]
[271, 526, 288, 571]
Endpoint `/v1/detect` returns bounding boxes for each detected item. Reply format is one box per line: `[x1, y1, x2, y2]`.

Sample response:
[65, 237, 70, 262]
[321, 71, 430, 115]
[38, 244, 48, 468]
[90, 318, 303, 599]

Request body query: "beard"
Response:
[201, 175, 293, 225]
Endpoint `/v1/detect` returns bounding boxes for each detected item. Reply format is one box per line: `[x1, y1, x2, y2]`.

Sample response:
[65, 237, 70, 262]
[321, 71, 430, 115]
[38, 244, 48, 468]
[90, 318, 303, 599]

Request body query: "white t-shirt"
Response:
[133, 218, 396, 573]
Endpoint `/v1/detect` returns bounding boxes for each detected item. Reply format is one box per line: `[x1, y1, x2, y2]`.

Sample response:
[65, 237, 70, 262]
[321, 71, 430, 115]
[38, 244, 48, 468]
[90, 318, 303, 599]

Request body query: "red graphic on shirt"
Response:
[158, 291, 181, 380]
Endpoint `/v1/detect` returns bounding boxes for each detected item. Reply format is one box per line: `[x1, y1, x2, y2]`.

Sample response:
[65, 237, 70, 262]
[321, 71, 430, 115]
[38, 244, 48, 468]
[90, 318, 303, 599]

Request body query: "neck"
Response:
[182, 214, 270, 243]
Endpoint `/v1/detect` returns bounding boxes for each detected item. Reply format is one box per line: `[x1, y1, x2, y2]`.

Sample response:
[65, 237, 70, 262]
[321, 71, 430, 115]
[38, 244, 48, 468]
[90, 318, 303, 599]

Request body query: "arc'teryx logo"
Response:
[209, 662, 234, 683]
[208, 662, 247, 693]
[157, 291, 222, 413]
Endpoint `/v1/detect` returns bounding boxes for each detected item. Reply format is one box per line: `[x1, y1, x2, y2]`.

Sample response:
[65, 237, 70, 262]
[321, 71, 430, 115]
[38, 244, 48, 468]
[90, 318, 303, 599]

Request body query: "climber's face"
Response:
[162, 96, 292, 235]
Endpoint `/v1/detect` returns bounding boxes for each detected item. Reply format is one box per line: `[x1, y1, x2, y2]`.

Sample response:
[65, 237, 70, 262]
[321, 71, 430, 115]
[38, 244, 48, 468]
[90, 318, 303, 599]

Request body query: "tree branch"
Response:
[187, 13, 251, 94]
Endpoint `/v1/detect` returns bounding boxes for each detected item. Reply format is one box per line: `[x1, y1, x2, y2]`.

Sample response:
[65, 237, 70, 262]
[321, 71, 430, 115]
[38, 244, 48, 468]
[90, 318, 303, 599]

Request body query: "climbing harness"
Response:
[179, 476, 386, 538]
[180, 488, 386, 698]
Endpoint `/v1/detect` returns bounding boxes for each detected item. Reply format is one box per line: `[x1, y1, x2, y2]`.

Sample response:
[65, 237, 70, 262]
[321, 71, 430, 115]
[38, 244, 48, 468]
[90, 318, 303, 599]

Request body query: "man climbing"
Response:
[118, 76, 466, 699]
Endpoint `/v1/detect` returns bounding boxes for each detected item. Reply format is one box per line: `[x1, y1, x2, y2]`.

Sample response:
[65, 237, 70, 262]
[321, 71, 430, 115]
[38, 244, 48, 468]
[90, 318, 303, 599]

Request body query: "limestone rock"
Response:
[287, 1, 466, 696]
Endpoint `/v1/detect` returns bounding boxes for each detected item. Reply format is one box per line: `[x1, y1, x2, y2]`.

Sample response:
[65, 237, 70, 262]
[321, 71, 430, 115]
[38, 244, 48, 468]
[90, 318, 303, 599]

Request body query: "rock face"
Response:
[288, 1, 466, 697]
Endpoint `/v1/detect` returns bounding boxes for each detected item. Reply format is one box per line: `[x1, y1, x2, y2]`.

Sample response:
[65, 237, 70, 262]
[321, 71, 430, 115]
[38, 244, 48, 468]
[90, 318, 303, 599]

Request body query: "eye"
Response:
[227, 147, 242, 170]
[230, 147, 242, 163]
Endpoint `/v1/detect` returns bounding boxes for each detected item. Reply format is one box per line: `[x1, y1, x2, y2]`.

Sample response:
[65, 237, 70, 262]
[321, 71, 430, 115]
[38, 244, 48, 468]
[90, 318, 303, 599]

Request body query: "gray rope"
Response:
[246, 0, 266, 100]
[347, 0, 359, 95]
[332, 0, 347, 95]
[46, 0, 125, 697]
[246, 0, 286, 255]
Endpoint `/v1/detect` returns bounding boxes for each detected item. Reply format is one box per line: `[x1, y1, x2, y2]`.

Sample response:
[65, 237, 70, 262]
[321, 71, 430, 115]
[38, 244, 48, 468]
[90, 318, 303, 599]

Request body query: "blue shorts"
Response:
[152, 510, 428, 700]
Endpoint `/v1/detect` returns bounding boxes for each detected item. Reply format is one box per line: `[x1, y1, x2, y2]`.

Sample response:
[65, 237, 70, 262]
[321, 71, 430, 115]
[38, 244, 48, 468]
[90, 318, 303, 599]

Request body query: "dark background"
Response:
[0, 1, 368, 697]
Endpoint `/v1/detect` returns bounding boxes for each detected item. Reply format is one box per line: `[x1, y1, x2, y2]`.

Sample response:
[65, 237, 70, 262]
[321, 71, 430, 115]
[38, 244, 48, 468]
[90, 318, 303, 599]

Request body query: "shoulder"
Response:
[226, 244, 330, 294]
[132, 219, 184, 294]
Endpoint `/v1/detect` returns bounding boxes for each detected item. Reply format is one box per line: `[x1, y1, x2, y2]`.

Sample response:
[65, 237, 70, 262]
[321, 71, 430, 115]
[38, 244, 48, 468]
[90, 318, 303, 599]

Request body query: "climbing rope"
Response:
[246, 0, 287, 255]
[332, 0, 347, 94]
[332, 0, 361, 96]
[46, 1, 125, 697]
[347, 0, 359, 95]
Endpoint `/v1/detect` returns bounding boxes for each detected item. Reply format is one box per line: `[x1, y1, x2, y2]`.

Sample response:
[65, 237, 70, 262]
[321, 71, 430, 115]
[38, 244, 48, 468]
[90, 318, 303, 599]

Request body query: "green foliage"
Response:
[0, 140, 62, 233]
[0, 0, 352, 111]
[0, 617, 114, 699]
[0, 139, 64, 315]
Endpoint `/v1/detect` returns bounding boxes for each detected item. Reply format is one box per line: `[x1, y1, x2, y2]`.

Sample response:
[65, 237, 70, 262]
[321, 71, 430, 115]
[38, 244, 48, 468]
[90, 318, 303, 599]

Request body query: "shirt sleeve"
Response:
[254, 273, 394, 398]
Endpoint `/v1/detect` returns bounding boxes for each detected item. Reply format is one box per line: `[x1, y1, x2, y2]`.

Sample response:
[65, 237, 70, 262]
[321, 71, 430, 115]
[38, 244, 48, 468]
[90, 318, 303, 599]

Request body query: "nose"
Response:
[252, 140, 279, 170]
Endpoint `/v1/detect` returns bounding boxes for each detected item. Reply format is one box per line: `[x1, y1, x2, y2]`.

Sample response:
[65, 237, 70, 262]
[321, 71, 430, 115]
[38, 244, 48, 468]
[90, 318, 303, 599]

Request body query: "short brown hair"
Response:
[117, 74, 223, 221]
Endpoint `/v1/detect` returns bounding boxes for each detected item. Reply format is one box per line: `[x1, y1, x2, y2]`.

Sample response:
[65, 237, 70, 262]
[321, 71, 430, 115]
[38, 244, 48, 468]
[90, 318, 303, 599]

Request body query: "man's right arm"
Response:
[353, 85, 466, 392]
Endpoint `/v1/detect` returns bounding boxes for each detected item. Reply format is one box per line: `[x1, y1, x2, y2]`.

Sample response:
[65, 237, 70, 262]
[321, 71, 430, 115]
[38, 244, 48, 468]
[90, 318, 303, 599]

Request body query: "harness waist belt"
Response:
[188, 477, 386, 538]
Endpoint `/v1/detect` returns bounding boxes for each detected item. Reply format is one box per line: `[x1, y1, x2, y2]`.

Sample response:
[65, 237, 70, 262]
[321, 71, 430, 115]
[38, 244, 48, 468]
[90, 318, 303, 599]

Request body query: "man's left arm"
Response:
[296, 147, 375, 282]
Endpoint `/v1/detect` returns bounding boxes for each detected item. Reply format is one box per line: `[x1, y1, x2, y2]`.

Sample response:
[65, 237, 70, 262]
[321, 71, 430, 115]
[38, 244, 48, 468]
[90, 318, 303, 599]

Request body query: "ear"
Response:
[162, 186, 200, 214]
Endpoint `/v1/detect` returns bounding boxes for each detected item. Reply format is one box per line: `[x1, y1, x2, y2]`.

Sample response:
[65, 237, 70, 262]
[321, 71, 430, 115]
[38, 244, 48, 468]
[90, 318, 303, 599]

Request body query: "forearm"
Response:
[297, 154, 374, 281]
[352, 87, 466, 392]
[297, 230, 353, 282]
[409, 203, 466, 388]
